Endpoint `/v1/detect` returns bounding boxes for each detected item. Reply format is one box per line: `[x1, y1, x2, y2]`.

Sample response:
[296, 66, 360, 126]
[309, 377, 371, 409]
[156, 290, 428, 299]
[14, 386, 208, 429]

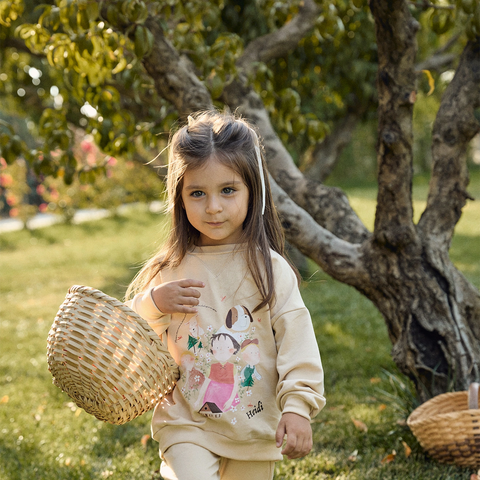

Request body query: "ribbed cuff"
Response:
[149, 288, 164, 316]
[281, 395, 313, 421]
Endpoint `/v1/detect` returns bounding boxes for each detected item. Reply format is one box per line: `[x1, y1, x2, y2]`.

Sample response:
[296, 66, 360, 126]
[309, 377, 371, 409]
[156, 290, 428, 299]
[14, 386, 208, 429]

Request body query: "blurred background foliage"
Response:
[0, 0, 479, 221]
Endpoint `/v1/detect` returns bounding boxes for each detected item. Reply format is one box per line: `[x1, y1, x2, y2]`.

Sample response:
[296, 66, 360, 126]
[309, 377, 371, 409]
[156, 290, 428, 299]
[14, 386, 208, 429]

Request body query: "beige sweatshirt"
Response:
[131, 243, 325, 461]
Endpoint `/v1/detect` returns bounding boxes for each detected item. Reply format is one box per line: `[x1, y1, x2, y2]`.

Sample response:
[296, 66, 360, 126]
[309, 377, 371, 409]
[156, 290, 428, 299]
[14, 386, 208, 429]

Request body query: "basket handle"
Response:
[468, 382, 480, 410]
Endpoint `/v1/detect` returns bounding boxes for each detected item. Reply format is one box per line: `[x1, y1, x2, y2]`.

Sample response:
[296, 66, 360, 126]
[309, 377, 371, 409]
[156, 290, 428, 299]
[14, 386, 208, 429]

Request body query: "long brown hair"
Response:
[126, 111, 290, 312]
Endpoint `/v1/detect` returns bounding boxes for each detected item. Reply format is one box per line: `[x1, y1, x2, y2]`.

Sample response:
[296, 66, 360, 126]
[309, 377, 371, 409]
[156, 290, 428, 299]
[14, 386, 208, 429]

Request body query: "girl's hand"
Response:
[151, 279, 204, 314]
[275, 412, 313, 459]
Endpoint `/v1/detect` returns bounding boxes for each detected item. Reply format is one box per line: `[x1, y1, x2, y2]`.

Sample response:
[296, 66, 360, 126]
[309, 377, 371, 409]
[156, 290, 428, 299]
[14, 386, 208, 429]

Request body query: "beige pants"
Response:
[160, 443, 275, 480]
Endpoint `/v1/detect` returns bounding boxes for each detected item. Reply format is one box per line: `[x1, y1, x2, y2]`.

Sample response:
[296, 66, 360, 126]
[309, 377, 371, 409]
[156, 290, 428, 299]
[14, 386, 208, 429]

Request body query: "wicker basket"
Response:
[407, 383, 480, 468]
[47, 285, 179, 425]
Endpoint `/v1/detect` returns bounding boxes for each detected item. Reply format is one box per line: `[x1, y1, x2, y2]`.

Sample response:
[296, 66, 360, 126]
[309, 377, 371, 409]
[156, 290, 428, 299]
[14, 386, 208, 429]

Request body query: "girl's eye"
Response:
[222, 187, 235, 194]
[191, 191, 204, 198]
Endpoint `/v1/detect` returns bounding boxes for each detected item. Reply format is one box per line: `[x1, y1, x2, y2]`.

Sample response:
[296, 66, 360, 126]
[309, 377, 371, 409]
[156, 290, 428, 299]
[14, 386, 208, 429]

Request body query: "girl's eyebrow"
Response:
[183, 180, 243, 191]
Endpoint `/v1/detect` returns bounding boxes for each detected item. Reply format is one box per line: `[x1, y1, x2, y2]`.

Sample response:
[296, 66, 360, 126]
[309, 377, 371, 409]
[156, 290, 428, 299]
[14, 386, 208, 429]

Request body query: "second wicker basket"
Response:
[407, 383, 480, 468]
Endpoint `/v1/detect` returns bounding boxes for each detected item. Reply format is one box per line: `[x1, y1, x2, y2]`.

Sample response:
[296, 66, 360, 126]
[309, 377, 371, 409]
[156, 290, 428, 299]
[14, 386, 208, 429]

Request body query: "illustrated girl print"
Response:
[225, 305, 253, 343]
[187, 318, 204, 354]
[240, 339, 262, 388]
[195, 327, 241, 416]
[180, 351, 205, 391]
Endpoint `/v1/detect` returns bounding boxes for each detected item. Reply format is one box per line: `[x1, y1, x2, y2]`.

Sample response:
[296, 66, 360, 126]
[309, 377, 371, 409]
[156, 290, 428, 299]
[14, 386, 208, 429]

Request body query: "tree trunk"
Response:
[360, 0, 480, 399]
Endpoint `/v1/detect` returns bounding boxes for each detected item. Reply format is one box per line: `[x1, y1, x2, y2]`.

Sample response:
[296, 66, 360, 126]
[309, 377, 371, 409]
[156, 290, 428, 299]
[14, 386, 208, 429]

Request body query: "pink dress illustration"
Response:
[195, 328, 241, 415]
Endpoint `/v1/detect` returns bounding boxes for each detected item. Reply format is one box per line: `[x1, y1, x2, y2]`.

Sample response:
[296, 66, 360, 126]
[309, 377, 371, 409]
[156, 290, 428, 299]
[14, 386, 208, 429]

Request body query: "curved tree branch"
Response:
[418, 38, 480, 246]
[370, 0, 419, 248]
[270, 177, 367, 285]
[142, 18, 213, 116]
[237, 0, 320, 72]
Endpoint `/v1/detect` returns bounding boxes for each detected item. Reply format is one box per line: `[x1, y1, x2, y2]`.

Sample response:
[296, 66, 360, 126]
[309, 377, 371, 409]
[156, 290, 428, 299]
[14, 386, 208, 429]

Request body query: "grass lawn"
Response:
[1, 182, 479, 479]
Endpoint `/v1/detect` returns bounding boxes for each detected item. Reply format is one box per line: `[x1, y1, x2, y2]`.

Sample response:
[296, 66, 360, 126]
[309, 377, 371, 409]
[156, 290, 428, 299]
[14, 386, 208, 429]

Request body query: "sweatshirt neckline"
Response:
[190, 243, 246, 255]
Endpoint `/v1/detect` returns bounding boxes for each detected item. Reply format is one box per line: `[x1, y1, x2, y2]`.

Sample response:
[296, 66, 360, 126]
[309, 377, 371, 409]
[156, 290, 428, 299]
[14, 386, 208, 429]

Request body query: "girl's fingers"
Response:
[179, 296, 199, 306]
[178, 279, 205, 288]
[176, 304, 198, 314]
[181, 287, 201, 298]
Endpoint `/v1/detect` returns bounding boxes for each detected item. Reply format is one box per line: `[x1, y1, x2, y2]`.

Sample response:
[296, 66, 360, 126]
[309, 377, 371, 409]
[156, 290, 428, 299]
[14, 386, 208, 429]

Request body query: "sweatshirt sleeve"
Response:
[271, 256, 326, 420]
[128, 275, 171, 338]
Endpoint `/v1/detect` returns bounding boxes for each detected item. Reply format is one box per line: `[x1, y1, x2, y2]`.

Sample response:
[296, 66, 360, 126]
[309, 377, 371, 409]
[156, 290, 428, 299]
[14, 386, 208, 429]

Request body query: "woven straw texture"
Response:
[407, 386, 480, 468]
[47, 285, 179, 425]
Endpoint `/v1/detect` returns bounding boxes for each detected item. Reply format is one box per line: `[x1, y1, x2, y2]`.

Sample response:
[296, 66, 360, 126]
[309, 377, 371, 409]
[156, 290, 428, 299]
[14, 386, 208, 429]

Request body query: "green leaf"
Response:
[429, 10, 454, 35]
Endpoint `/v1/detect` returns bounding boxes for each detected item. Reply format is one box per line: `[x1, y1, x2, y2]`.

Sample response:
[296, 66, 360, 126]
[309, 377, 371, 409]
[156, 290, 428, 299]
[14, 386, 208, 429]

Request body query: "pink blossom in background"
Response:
[39, 203, 48, 213]
[107, 157, 117, 166]
[6, 194, 17, 206]
[9, 207, 18, 217]
[36, 184, 46, 195]
[80, 140, 94, 153]
[0, 174, 13, 187]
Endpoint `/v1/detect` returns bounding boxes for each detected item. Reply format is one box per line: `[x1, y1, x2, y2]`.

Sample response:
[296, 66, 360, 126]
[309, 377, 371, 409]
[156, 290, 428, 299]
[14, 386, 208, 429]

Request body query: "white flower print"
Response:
[246, 390, 252, 396]
[231, 418, 237, 425]
[236, 356, 241, 363]
[207, 325, 213, 332]
[195, 375, 200, 382]
[251, 326, 256, 332]
[241, 405, 246, 411]
[231, 406, 237, 412]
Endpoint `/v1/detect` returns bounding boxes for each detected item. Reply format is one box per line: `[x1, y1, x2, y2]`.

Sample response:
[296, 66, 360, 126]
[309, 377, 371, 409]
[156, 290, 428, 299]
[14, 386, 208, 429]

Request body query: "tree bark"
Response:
[364, 1, 480, 398]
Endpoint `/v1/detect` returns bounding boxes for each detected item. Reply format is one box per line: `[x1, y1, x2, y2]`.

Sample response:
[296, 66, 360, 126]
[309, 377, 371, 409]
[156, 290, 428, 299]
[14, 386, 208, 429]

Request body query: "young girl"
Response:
[126, 111, 325, 480]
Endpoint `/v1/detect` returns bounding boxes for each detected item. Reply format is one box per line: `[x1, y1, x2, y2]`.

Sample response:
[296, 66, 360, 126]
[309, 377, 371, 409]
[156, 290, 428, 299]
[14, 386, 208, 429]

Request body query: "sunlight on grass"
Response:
[348, 194, 480, 237]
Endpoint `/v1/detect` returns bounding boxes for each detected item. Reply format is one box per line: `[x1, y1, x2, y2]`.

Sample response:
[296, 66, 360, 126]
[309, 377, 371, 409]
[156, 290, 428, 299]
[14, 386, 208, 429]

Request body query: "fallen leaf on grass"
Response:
[378, 404, 387, 411]
[370, 377, 381, 384]
[352, 418, 368, 432]
[65, 457, 72, 466]
[0, 395, 9, 404]
[348, 449, 358, 461]
[402, 441, 412, 458]
[75, 409, 82, 417]
[381, 450, 396, 464]
[141, 434, 150, 449]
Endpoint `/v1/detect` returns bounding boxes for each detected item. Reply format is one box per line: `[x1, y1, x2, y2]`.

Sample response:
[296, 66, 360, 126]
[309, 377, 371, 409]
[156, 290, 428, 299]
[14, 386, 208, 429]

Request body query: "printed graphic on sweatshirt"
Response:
[176, 304, 264, 420]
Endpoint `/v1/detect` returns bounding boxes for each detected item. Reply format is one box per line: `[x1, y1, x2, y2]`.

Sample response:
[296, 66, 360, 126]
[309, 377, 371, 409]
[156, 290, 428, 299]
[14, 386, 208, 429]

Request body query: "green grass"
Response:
[0, 191, 479, 479]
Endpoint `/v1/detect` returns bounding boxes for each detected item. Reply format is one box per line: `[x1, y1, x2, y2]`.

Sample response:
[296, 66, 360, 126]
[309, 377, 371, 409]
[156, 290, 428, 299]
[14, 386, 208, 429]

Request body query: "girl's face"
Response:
[211, 335, 236, 363]
[181, 158, 249, 246]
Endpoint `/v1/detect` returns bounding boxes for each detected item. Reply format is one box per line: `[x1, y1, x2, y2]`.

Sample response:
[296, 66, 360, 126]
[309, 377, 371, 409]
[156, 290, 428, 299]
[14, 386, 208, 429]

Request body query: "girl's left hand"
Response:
[275, 412, 313, 459]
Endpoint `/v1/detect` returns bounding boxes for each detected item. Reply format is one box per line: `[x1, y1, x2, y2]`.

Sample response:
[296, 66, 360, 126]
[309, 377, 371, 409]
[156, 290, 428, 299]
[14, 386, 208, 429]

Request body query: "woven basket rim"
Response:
[407, 390, 480, 427]
[67, 284, 155, 336]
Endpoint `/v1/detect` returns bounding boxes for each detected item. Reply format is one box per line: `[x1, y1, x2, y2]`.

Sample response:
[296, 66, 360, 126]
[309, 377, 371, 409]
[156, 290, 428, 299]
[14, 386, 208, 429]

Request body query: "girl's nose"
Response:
[205, 196, 222, 214]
